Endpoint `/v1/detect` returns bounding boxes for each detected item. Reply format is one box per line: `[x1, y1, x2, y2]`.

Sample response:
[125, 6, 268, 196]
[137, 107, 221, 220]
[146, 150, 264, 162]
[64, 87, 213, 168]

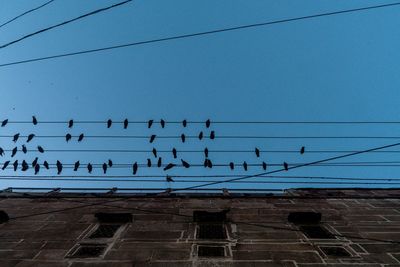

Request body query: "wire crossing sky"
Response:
[0, 0, 399, 191]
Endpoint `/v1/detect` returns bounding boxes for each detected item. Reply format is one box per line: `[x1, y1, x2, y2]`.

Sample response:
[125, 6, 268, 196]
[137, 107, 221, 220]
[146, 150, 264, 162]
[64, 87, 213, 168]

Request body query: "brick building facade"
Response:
[0, 188, 399, 266]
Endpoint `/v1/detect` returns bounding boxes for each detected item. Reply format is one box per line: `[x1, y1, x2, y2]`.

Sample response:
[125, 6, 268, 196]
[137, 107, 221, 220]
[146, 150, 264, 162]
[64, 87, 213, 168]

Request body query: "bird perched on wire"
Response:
[205, 119, 211, 128]
[123, 119, 128, 129]
[210, 131, 215, 140]
[74, 161, 80, 171]
[172, 148, 177, 159]
[11, 147, 17, 157]
[32, 116, 38, 125]
[243, 161, 248, 171]
[2, 161, 10, 170]
[43, 161, 49, 170]
[229, 162, 234, 170]
[147, 158, 152, 167]
[181, 134, 186, 143]
[204, 148, 209, 158]
[12, 160, 18, 171]
[78, 133, 84, 142]
[283, 162, 289, 171]
[34, 164, 40, 175]
[152, 148, 157, 158]
[157, 157, 162, 168]
[133, 162, 138, 175]
[107, 119, 112, 128]
[0, 147, 4, 156]
[32, 157, 38, 167]
[164, 163, 175, 171]
[149, 134, 156, 143]
[21, 145, 27, 154]
[182, 119, 187, 127]
[13, 133, 20, 143]
[255, 147, 260, 157]
[166, 175, 174, 182]
[102, 163, 107, 174]
[300, 146, 305, 154]
[87, 163, 93, 174]
[68, 119, 74, 128]
[37, 146, 44, 153]
[148, 119, 153, 128]
[262, 162, 267, 170]
[27, 134, 35, 143]
[160, 119, 165, 128]
[204, 159, 212, 168]
[65, 133, 72, 142]
[56, 160, 63, 174]
[1, 119, 8, 127]
[108, 159, 113, 167]
[181, 159, 190, 168]
[21, 160, 29, 171]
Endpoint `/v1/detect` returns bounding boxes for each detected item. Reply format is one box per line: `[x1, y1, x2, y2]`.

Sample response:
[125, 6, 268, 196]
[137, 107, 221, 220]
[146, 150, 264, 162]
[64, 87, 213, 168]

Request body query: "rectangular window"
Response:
[67, 244, 107, 258]
[320, 246, 351, 257]
[197, 223, 226, 239]
[300, 225, 335, 239]
[198, 246, 225, 257]
[193, 210, 228, 223]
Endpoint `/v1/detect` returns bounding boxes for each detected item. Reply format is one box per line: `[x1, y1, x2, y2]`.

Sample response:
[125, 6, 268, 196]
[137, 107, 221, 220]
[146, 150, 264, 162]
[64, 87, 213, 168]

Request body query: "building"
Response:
[0, 187, 399, 266]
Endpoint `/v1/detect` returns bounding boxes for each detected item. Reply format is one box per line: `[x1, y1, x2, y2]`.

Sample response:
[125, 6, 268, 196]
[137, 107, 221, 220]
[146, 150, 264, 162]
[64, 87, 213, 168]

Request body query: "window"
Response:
[198, 246, 225, 257]
[288, 212, 321, 224]
[299, 225, 335, 239]
[67, 244, 107, 258]
[320, 246, 351, 257]
[95, 212, 132, 223]
[193, 210, 228, 223]
[198, 223, 226, 239]
[89, 224, 121, 239]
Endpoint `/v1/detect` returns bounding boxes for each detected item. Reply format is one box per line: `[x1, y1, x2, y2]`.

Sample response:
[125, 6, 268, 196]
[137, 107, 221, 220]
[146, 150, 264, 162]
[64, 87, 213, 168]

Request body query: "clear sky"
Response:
[0, 0, 400, 193]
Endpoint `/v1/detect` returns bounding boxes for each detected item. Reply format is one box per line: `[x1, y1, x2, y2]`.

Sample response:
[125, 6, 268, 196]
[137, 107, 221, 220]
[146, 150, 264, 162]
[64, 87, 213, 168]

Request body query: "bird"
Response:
[27, 134, 35, 143]
[37, 146, 44, 153]
[166, 175, 174, 182]
[13, 160, 18, 171]
[149, 134, 156, 143]
[181, 134, 186, 143]
[68, 119, 74, 128]
[157, 157, 162, 167]
[13, 133, 20, 142]
[34, 164, 40, 175]
[204, 148, 209, 158]
[2, 161, 10, 170]
[203, 158, 208, 168]
[108, 159, 113, 167]
[210, 131, 215, 140]
[205, 119, 211, 128]
[163, 163, 175, 171]
[65, 133, 72, 142]
[255, 147, 260, 157]
[32, 157, 38, 167]
[283, 162, 289, 171]
[147, 159, 152, 167]
[21, 160, 29, 171]
[0, 147, 4, 156]
[56, 160, 62, 174]
[11, 147, 17, 157]
[74, 161, 80, 171]
[243, 161, 248, 171]
[148, 120, 153, 128]
[1, 119, 8, 127]
[160, 119, 165, 128]
[78, 133, 84, 142]
[152, 148, 157, 158]
[133, 162, 138, 175]
[198, 131, 203, 140]
[102, 163, 107, 174]
[123, 119, 128, 129]
[172, 148, 177, 159]
[181, 159, 190, 168]
[32, 116, 38, 125]
[182, 119, 187, 127]
[229, 162, 234, 170]
[262, 161, 267, 170]
[300, 146, 305, 154]
[207, 159, 213, 168]
[87, 163, 93, 174]
[107, 119, 112, 128]
[43, 161, 49, 169]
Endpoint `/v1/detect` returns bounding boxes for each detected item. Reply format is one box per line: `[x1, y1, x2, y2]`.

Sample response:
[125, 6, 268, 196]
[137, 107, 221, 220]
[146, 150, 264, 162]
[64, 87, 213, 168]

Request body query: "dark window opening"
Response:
[193, 210, 229, 223]
[299, 225, 335, 239]
[288, 212, 321, 224]
[198, 246, 225, 257]
[320, 246, 351, 257]
[95, 212, 132, 223]
[0, 210, 9, 224]
[68, 244, 106, 258]
[198, 223, 226, 239]
[89, 224, 121, 239]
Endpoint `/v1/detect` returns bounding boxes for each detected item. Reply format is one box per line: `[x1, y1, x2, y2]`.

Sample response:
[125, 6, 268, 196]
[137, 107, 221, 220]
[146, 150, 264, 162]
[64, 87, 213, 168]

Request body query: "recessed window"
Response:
[198, 246, 225, 257]
[193, 210, 228, 223]
[299, 225, 335, 239]
[68, 244, 106, 258]
[89, 224, 121, 239]
[198, 223, 226, 239]
[320, 246, 351, 257]
[288, 212, 321, 224]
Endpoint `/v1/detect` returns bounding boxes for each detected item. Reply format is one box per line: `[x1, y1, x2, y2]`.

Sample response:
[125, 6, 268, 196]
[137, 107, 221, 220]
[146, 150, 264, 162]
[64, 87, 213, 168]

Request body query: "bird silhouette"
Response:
[65, 133, 72, 142]
[148, 120, 153, 128]
[74, 161, 80, 171]
[255, 148, 260, 157]
[243, 161, 248, 171]
[149, 134, 156, 143]
[13, 133, 20, 142]
[68, 119, 74, 128]
[43, 161, 49, 169]
[300, 146, 305, 154]
[163, 163, 175, 171]
[32, 157, 38, 167]
[210, 131, 215, 140]
[283, 162, 289, 171]
[21, 160, 29, 171]
[34, 164, 40, 175]
[205, 119, 211, 128]
[198, 131, 203, 140]
[207, 159, 213, 168]
[147, 158, 152, 167]
[229, 162, 234, 170]
[56, 160, 63, 174]
[262, 161, 267, 170]
[157, 157, 162, 167]
[78, 133, 84, 142]
[181, 134, 186, 143]
[152, 148, 157, 158]
[182, 119, 187, 127]
[32, 116, 38, 125]
[1, 119, 8, 127]
[181, 159, 190, 168]
[203, 158, 208, 168]
[102, 163, 107, 174]
[11, 147, 17, 157]
[2, 161, 10, 170]
[37, 146, 44, 153]
[160, 119, 165, 128]
[27, 134, 35, 143]
[133, 162, 138, 175]
[204, 148, 209, 158]
[166, 175, 174, 182]
[108, 159, 113, 167]
[87, 163, 93, 174]
[172, 148, 177, 159]
[123, 119, 129, 129]
[0, 147, 4, 156]
[13, 160, 18, 171]
[107, 119, 112, 128]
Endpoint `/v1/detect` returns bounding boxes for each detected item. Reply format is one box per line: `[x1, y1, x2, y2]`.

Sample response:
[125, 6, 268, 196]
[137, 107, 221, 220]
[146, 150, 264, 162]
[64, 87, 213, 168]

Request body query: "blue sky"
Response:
[0, 0, 400, 192]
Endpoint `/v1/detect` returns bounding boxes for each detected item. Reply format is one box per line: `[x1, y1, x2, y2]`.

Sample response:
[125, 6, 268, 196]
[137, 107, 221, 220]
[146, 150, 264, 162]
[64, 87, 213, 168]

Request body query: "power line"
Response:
[0, 0, 133, 49]
[1, 2, 400, 67]
[0, 0, 56, 29]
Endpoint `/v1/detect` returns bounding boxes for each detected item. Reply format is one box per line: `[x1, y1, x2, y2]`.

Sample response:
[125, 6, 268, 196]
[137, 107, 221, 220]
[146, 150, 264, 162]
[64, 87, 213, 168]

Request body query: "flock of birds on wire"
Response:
[0, 117, 306, 181]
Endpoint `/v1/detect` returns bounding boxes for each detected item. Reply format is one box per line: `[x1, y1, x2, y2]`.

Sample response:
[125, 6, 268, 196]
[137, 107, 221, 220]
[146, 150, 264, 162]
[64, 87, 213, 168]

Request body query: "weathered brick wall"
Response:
[0, 189, 399, 266]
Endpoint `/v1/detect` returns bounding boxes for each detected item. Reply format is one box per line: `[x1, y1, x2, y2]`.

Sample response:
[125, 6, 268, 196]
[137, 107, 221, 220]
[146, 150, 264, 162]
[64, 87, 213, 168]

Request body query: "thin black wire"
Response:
[0, 0, 56, 29]
[1, 2, 400, 67]
[0, 0, 133, 49]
